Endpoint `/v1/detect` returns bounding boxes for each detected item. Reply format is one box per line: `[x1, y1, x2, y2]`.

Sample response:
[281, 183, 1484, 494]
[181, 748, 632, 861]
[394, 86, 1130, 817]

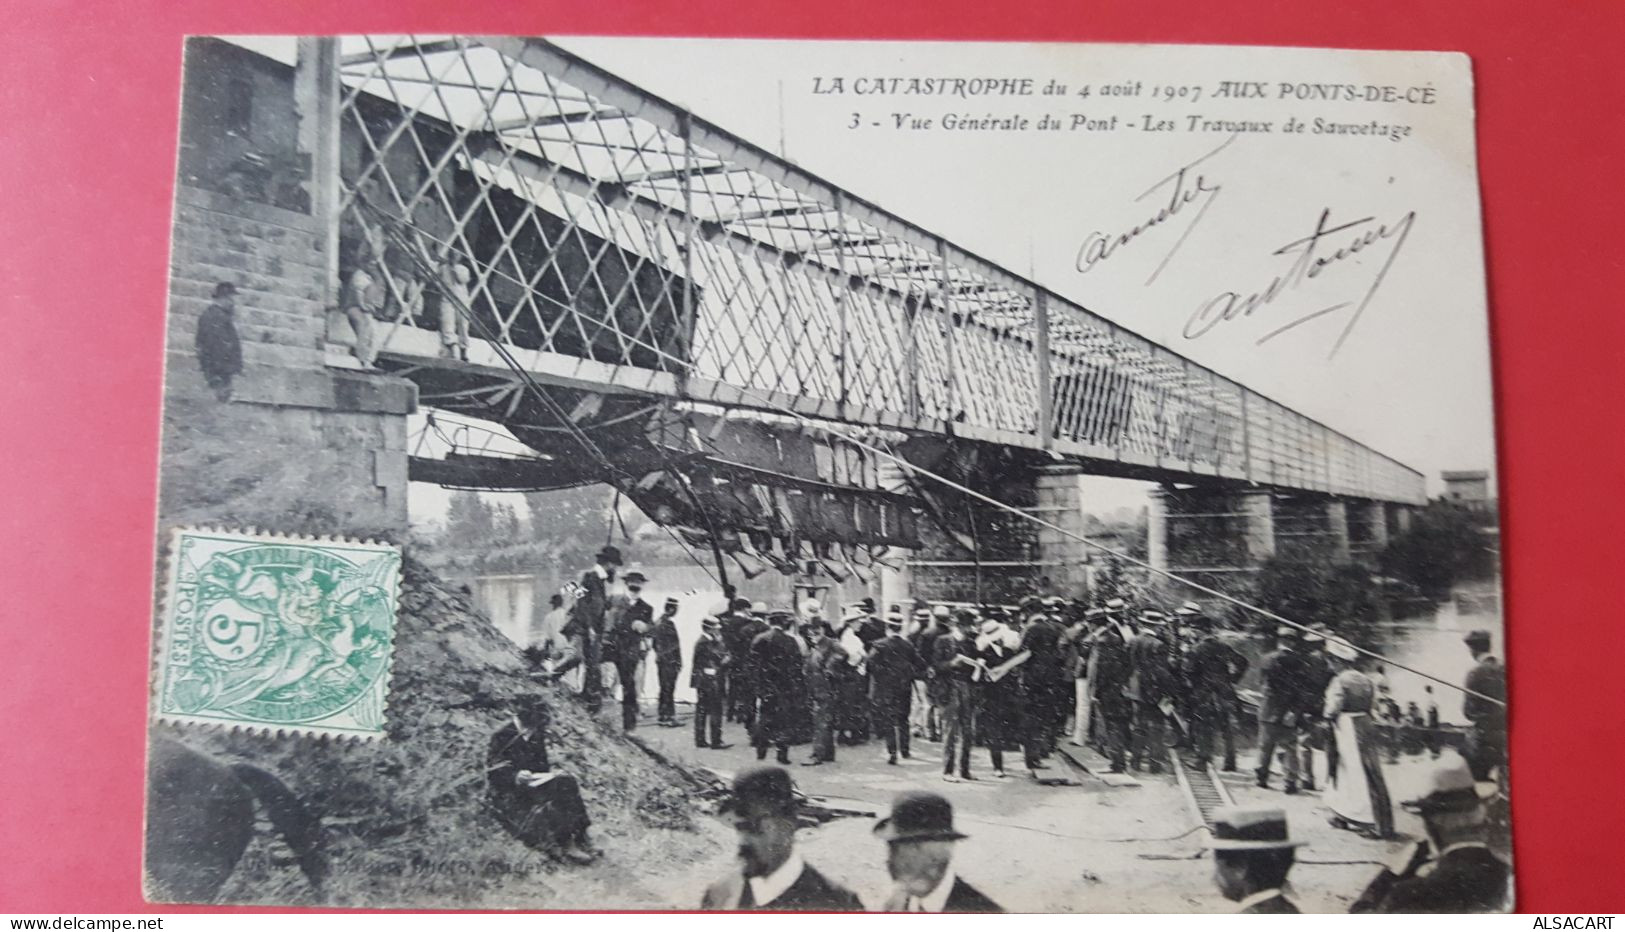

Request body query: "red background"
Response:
[2, 0, 1621, 913]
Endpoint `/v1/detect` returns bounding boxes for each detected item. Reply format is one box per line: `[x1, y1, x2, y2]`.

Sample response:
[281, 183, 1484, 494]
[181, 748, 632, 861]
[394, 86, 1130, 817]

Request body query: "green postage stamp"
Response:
[155, 528, 401, 739]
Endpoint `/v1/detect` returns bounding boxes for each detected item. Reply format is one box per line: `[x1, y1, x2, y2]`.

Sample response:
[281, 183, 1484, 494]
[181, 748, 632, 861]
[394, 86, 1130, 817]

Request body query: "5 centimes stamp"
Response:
[155, 528, 401, 739]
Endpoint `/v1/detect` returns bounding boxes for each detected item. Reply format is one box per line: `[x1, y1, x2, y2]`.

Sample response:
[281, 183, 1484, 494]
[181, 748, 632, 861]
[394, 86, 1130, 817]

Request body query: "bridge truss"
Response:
[322, 35, 1423, 506]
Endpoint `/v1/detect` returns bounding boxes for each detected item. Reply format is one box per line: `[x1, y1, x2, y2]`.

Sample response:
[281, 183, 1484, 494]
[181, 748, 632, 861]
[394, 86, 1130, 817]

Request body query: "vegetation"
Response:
[1254, 555, 1379, 632]
[1378, 500, 1497, 598]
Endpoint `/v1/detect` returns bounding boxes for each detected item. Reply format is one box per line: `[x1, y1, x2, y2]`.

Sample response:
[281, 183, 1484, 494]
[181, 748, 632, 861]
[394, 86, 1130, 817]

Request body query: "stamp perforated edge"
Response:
[151, 524, 402, 742]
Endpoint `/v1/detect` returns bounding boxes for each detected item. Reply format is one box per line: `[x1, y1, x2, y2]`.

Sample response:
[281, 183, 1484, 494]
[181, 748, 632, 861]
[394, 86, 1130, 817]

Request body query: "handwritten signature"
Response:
[1075, 135, 1235, 285]
[1183, 207, 1417, 358]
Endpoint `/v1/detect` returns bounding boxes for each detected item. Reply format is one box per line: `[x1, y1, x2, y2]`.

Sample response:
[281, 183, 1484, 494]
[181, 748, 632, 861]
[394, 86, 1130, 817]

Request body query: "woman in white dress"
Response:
[1321, 639, 1395, 838]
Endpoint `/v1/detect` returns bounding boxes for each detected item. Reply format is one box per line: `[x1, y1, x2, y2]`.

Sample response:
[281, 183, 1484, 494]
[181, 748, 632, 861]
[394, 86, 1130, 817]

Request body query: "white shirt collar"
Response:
[1236, 888, 1284, 912]
[1439, 841, 1490, 858]
[592, 564, 609, 579]
[906, 868, 958, 912]
[747, 850, 806, 906]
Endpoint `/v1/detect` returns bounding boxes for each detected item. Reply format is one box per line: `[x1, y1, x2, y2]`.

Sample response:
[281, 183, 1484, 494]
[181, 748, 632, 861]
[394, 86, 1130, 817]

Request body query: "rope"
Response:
[351, 196, 1503, 707]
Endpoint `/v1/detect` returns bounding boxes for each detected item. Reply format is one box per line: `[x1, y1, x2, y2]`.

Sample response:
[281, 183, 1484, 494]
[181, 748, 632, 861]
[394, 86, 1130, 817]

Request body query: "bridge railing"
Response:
[320, 35, 1425, 505]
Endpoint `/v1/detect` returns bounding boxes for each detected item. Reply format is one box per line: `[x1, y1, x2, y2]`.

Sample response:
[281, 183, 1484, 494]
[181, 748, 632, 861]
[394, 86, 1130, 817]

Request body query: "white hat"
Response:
[1326, 639, 1359, 662]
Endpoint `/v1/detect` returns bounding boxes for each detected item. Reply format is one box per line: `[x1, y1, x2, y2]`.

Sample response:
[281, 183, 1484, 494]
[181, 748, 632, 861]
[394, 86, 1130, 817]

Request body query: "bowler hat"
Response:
[720, 765, 798, 815]
[873, 791, 968, 843]
[595, 545, 624, 566]
[1401, 757, 1496, 814]
[622, 570, 648, 585]
[212, 281, 238, 298]
[1463, 629, 1493, 649]
[1205, 806, 1305, 851]
[1102, 598, 1127, 613]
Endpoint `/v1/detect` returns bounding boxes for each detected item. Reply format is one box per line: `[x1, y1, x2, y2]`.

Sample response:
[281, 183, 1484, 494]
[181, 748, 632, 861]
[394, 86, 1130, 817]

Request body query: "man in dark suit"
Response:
[751, 610, 803, 765]
[691, 615, 732, 749]
[868, 614, 925, 765]
[486, 696, 599, 865]
[935, 611, 984, 782]
[605, 570, 654, 731]
[1182, 611, 1249, 772]
[701, 766, 862, 911]
[564, 545, 622, 713]
[1255, 626, 1310, 792]
[1461, 629, 1507, 783]
[1207, 805, 1304, 914]
[1018, 608, 1068, 759]
[1086, 599, 1135, 772]
[721, 598, 755, 722]
[653, 597, 683, 726]
[874, 791, 1002, 912]
[1350, 757, 1509, 913]
[1125, 611, 1175, 774]
[802, 621, 845, 765]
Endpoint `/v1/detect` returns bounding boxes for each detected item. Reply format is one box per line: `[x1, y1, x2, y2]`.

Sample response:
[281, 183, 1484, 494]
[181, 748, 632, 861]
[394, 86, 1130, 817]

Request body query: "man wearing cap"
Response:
[1349, 756, 1509, 913]
[868, 613, 926, 765]
[874, 791, 1002, 912]
[1182, 610, 1248, 772]
[1460, 629, 1507, 783]
[1255, 626, 1311, 793]
[802, 620, 845, 765]
[691, 615, 732, 750]
[653, 597, 683, 727]
[750, 610, 802, 765]
[934, 610, 985, 782]
[565, 544, 623, 713]
[702, 766, 862, 911]
[1085, 599, 1135, 772]
[1206, 805, 1304, 913]
[195, 281, 243, 402]
[604, 570, 654, 731]
[1125, 611, 1176, 774]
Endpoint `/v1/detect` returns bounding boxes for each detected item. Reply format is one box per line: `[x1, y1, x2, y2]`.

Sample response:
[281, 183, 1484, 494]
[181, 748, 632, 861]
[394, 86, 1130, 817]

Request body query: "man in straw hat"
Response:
[873, 791, 1002, 912]
[701, 766, 861, 910]
[1206, 805, 1305, 913]
[868, 612, 925, 765]
[1349, 754, 1508, 913]
[1085, 598, 1135, 772]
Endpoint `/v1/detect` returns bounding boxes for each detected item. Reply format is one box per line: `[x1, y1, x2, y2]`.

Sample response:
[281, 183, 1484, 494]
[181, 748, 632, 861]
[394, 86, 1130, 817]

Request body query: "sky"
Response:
[551, 37, 1498, 488]
[356, 36, 1498, 523]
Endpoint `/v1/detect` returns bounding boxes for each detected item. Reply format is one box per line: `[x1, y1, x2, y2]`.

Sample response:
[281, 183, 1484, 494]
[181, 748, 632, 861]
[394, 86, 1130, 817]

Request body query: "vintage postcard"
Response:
[146, 34, 1507, 912]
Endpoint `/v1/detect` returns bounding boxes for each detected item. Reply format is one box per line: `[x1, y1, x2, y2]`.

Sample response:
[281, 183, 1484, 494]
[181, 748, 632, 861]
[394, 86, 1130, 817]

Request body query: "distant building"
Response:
[1441, 470, 1492, 511]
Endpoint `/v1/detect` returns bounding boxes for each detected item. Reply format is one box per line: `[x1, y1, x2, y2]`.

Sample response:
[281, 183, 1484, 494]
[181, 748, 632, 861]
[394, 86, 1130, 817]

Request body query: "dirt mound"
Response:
[154, 556, 722, 908]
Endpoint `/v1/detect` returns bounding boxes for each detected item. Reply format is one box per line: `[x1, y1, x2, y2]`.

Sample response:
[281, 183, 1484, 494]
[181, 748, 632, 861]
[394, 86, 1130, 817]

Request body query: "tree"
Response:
[1255, 556, 1378, 632]
[1379, 501, 1494, 597]
[443, 489, 495, 552]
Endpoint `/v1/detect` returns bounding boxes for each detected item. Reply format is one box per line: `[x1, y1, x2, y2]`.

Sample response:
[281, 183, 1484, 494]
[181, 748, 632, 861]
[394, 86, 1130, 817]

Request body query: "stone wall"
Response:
[157, 185, 415, 542]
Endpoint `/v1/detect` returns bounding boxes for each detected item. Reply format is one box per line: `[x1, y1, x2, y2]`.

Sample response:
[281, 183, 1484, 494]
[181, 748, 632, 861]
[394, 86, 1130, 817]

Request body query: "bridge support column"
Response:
[1033, 466, 1090, 598]
[1326, 499, 1351, 562]
[877, 459, 915, 611]
[160, 185, 416, 541]
[1149, 486, 1275, 594]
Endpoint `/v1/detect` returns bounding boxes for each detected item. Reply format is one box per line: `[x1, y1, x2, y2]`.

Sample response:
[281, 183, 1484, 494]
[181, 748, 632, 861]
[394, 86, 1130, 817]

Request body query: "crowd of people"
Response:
[525, 543, 1508, 810]
[496, 542, 1509, 912]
